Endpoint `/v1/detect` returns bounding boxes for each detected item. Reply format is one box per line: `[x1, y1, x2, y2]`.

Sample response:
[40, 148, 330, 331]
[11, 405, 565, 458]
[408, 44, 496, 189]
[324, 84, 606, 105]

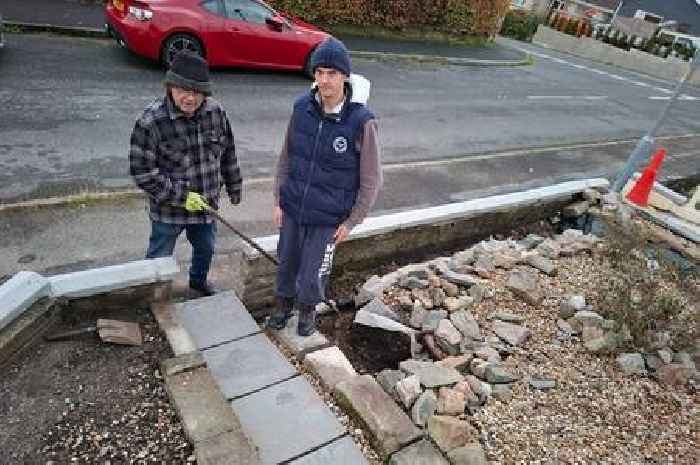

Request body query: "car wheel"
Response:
[161, 33, 204, 68]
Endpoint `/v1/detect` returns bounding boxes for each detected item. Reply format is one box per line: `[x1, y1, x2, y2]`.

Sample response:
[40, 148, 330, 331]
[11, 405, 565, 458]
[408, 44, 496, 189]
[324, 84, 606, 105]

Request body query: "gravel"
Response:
[0, 307, 194, 464]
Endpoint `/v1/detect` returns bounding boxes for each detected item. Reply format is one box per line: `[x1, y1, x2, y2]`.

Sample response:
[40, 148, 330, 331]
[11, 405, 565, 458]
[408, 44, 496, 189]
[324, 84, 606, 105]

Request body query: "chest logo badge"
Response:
[333, 136, 348, 154]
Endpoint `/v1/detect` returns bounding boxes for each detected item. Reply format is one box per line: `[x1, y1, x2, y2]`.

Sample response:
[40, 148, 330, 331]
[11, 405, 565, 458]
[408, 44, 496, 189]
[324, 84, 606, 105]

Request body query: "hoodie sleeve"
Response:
[273, 121, 292, 206]
[343, 118, 382, 230]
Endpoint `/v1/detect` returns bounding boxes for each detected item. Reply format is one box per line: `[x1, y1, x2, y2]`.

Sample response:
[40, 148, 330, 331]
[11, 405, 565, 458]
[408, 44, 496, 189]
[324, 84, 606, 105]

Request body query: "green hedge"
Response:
[499, 10, 541, 41]
[268, 0, 510, 37]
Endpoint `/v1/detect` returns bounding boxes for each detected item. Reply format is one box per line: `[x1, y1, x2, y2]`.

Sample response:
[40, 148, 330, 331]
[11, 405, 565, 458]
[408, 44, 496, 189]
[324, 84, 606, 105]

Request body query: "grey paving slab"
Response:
[203, 334, 296, 400]
[176, 291, 261, 350]
[230, 376, 346, 465]
[289, 436, 369, 465]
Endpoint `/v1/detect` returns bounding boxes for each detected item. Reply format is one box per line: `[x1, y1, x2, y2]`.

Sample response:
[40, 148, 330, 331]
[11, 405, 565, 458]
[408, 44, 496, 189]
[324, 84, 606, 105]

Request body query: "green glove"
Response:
[185, 192, 209, 212]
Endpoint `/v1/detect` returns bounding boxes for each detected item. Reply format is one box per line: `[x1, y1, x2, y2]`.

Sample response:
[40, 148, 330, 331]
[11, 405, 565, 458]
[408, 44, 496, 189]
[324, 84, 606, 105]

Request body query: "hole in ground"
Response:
[317, 311, 412, 375]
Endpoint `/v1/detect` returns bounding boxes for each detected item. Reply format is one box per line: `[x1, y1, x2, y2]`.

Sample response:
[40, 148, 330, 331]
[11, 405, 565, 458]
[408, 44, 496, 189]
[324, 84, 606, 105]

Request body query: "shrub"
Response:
[500, 9, 541, 41]
[564, 19, 578, 36]
[593, 221, 698, 352]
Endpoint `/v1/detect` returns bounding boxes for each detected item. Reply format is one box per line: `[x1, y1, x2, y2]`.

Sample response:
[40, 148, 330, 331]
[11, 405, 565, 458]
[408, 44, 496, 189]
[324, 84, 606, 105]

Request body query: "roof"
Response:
[618, 0, 700, 35]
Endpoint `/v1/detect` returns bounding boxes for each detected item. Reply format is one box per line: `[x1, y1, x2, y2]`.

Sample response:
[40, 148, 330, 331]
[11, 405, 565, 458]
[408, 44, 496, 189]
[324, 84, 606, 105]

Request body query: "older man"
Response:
[129, 51, 242, 296]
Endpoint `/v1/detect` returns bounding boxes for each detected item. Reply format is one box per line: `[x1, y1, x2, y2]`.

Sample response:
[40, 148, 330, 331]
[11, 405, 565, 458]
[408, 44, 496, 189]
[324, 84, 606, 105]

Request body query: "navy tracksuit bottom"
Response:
[275, 214, 337, 307]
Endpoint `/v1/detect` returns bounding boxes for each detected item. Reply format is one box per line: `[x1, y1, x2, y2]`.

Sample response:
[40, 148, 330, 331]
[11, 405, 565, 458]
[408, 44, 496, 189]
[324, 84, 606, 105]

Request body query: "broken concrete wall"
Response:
[0, 257, 179, 366]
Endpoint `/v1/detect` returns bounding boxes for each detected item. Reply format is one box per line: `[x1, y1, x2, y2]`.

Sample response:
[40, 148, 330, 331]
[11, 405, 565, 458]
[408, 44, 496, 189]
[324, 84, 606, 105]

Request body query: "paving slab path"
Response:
[174, 291, 368, 465]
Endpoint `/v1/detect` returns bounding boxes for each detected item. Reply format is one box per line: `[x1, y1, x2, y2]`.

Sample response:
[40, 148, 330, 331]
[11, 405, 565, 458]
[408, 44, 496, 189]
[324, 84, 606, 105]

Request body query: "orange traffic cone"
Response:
[626, 148, 667, 207]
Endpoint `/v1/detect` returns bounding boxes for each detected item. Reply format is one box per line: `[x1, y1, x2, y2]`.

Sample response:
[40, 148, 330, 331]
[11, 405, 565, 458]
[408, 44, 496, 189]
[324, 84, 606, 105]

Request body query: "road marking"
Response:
[379, 134, 700, 170]
[649, 95, 698, 101]
[513, 45, 676, 94]
[528, 95, 608, 100]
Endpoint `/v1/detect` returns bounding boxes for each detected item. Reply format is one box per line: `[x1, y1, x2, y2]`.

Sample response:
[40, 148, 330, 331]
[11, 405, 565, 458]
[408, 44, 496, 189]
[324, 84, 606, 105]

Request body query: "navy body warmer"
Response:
[280, 90, 374, 226]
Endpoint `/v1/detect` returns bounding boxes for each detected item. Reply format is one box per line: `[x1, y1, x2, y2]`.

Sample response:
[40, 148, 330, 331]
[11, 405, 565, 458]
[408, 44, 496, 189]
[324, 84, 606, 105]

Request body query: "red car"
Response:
[105, 0, 329, 74]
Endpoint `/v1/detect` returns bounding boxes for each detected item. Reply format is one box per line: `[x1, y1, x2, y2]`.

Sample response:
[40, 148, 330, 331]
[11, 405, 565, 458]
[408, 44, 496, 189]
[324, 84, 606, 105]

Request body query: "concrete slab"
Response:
[303, 346, 358, 391]
[0, 271, 50, 332]
[289, 436, 369, 465]
[272, 314, 330, 358]
[195, 430, 261, 465]
[203, 334, 297, 399]
[176, 291, 261, 350]
[652, 210, 700, 243]
[49, 256, 178, 299]
[161, 352, 206, 377]
[165, 367, 249, 444]
[230, 376, 346, 465]
[151, 302, 197, 356]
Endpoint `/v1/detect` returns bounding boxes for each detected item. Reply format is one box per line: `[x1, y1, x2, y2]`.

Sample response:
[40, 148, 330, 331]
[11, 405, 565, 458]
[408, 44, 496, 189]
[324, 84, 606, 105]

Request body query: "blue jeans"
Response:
[146, 221, 216, 286]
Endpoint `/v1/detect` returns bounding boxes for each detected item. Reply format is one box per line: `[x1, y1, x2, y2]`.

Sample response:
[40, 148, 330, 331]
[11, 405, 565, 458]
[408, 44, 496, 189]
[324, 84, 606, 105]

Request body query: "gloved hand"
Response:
[185, 192, 209, 212]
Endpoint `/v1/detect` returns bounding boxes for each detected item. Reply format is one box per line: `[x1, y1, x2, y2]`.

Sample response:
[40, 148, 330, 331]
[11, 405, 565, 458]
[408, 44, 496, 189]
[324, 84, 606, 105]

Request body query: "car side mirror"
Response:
[265, 16, 285, 32]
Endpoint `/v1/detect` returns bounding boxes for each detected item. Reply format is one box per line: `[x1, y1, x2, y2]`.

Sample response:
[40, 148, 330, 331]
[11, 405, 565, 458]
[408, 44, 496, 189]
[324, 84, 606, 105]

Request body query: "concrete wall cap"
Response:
[49, 256, 179, 299]
[0, 271, 51, 332]
[244, 178, 609, 258]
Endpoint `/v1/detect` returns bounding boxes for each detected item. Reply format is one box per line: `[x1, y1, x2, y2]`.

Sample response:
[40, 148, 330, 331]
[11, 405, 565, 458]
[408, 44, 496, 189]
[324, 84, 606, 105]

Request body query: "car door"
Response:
[222, 0, 304, 68]
[198, 0, 232, 65]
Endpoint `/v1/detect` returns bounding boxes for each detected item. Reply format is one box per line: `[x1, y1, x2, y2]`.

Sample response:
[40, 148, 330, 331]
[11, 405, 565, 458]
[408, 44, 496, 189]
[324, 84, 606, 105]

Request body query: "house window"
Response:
[512, 0, 526, 7]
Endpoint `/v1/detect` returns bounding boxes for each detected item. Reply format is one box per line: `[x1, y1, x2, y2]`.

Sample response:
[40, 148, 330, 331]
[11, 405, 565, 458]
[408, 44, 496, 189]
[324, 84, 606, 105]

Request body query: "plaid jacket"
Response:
[129, 96, 242, 224]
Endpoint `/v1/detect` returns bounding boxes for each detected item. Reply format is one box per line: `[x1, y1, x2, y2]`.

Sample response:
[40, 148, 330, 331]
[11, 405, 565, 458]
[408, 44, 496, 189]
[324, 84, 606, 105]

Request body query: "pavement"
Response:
[1, 0, 525, 62]
[1, 133, 698, 281]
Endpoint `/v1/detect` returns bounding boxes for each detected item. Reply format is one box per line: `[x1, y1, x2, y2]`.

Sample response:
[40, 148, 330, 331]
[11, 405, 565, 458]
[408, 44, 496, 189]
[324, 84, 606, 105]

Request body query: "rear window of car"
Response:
[201, 0, 224, 16]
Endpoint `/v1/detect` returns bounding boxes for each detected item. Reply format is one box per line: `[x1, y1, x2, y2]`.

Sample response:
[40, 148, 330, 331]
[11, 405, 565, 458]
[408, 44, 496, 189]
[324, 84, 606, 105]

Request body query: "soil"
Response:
[0, 305, 194, 464]
[317, 311, 413, 374]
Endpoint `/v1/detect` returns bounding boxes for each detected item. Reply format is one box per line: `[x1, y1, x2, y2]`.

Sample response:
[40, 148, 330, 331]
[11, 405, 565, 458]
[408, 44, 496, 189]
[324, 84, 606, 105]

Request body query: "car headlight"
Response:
[128, 6, 153, 21]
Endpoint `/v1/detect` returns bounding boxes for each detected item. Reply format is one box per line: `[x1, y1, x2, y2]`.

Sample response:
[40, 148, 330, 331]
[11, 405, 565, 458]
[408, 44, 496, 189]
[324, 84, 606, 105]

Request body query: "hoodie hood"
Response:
[311, 73, 371, 106]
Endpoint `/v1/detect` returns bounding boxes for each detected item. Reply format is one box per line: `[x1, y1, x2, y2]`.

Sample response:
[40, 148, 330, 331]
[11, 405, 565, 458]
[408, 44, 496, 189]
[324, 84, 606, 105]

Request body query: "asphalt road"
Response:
[0, 33, 698, 203]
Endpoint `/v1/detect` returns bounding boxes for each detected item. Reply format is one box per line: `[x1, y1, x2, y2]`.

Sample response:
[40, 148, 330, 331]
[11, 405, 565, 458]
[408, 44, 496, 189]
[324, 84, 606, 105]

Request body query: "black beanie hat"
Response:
[310, 38, 351, 76]
[164, 51, 212, 96]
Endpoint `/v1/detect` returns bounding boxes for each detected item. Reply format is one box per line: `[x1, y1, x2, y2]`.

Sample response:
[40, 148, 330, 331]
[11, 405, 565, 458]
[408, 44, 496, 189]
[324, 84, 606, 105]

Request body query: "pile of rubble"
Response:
[350, 227, 698, 463]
